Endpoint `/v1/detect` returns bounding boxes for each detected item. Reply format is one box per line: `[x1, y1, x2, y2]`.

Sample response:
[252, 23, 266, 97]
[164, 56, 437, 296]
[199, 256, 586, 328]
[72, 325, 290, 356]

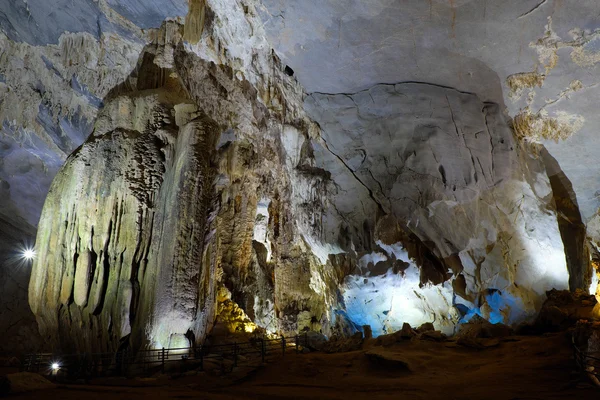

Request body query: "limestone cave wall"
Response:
[18, 0, 592, 355]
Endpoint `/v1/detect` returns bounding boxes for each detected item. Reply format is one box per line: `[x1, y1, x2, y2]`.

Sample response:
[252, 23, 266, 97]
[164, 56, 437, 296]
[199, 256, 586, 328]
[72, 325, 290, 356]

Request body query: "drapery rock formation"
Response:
[29, 2, 339, 353]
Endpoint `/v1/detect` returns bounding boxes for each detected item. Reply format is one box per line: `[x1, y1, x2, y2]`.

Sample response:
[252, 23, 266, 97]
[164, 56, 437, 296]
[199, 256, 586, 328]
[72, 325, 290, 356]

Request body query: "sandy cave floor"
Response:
[8, 331, 600, 400]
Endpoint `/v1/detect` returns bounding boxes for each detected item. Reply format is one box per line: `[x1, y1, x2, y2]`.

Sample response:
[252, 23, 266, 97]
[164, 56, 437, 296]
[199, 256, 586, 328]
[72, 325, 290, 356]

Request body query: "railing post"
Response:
[281, 335, 286, 356]
[161, 347, 165, 374]
[199, 345, 204, 371]
[295, 335, 299, 354]
[82, 353, 87, 378]
[233, 342, 238, 367]
[261, 338, 265, 363]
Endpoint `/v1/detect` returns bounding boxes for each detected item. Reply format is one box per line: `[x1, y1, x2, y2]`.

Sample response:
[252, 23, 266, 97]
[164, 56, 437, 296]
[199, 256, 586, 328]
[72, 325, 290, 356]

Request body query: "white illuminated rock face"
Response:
[343, 247, 456, 336]
[305, 84, 570, 335]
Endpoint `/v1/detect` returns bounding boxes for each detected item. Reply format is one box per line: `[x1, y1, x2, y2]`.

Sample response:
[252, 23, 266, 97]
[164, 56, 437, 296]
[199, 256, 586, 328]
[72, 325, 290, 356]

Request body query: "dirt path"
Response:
[10, 332, 600, 399]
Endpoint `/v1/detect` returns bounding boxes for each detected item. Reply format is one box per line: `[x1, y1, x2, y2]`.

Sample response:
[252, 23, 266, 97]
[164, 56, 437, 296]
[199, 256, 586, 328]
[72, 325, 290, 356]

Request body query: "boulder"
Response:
[417, 323, 435, 333]
[457, 315, 513, 339]
[398, 323, 417, 339]
[304, 331, 328, 351]
[323, 332, 363, 353]
[536, 305, 570, 331]
[363, 325, 373, 340]
[533, 289, 596, 332]
[456, 315, 513, 349]
[373, 323, 416, 346]
[419, 330, 447, 342]
[365, 350, 411, 371]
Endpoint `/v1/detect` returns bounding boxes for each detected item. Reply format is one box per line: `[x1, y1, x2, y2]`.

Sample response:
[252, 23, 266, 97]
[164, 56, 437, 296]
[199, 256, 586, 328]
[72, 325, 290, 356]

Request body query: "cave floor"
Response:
[11, 331, 600, 399]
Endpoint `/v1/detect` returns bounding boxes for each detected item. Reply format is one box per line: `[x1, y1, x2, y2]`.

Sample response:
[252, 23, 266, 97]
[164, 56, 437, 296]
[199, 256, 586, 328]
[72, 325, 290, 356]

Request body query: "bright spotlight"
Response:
[51, 362, 60, 371]
[22, 248, 35, 260]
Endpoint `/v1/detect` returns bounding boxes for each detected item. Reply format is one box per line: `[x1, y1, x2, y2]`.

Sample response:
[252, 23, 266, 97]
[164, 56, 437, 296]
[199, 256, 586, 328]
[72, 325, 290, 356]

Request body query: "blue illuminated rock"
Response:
[305, 84, 571, 335]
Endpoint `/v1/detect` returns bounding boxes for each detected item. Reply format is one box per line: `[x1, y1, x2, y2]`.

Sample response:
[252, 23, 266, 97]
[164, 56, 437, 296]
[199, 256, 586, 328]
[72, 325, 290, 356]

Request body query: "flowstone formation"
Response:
[29, 1, 337, 354]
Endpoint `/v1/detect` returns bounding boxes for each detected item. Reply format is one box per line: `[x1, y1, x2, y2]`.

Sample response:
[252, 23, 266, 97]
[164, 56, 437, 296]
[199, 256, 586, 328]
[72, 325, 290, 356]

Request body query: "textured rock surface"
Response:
[305, 84, 569, 335]
[28, 1, 340, 353]
[0, 0, 163, 354]
[29, 64, 219, 352]
[2, 0, 598, 355]
[258, 0, 600, 240]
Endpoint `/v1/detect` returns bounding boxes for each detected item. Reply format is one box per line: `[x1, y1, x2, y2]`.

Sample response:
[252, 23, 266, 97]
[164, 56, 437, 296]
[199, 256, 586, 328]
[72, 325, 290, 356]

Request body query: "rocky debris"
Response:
[457, 315, 513, 339]
[374, 323, 447, 346]
[303, 331, 328, 352]
[546, 289, 596, 306]
[419, 330, 447, 342]
[398, 323, 418, 339]
[365, 349, 411, 371]
[411, 322, 447, 341]
[417, 323, 435, 333]
[0, 372, 56, 396]
[455, 315, 513, 349]
[362, 325, 373, 340]
[534, 289, 597, 332]
[321, 332, 364, 353]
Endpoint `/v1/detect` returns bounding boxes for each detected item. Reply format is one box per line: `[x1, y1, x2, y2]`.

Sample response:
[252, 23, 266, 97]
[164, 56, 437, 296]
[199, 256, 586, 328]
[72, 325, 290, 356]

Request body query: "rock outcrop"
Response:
[305, 84, 569, 335]
[29, 1, 338, 353]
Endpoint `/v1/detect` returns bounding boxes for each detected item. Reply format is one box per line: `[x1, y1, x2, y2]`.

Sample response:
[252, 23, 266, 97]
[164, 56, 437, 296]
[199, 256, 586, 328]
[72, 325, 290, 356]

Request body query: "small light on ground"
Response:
[51, 362, 60, 371]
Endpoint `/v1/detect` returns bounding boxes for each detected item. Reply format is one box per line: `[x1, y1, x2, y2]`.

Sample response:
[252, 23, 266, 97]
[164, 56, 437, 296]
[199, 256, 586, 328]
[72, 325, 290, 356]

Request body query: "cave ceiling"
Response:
[257, 0, 600, 219]
[0, 0, 598, 228]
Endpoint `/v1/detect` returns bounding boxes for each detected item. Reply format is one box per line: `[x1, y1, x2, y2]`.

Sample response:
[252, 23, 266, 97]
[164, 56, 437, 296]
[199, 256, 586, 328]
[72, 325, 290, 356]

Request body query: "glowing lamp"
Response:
[51, 362, 60, 371]
[22, 249, 35, 260]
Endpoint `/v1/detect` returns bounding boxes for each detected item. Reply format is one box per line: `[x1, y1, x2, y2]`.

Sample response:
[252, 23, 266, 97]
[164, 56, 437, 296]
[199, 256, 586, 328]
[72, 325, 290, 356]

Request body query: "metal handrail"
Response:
[572, 333, 600, 387]
[23, 335, 307, 378]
